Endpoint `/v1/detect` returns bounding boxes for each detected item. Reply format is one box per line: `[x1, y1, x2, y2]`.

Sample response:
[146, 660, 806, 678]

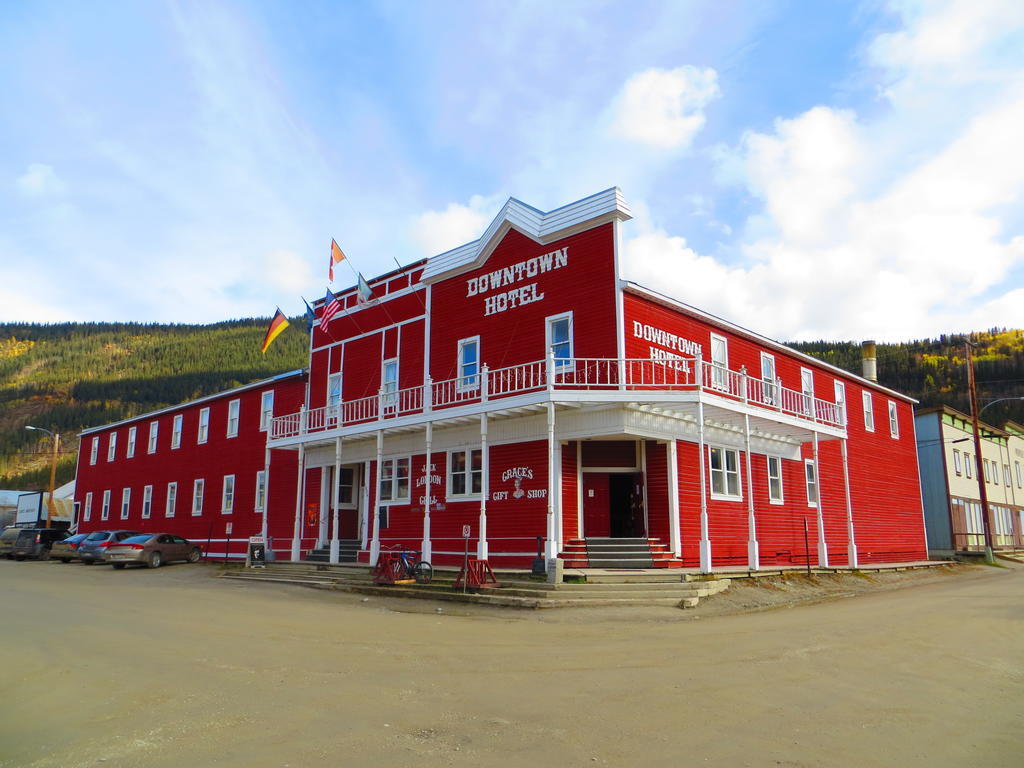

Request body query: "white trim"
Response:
[107, 432, 117, 462]
[862, 391, 875, 432]
[226, 399, 241, 438]
[84, 491, 93, 522]
[710, 333, 729, 391]
[197, 407, 210, 444]
[120, 487, 131, 520]
[888, 400, 899, 439]
[142, 485, 152, 519]
[255, 470, 267, 513]
[456, 336, 481, 393]
[767, 455, 784, 505]
[545, 311, 574, 371]
[101, 489, 111, 521]
[377, 454, 412, 505]
[172, 413, 183, 449]
[221, 474, 235, 514]
[192, 478, 205, 516]
[147, 421, 158, 454]
[804, 459, 818, 508]
[259, 390, 274, 432]
[833, 381, 847, 426]
[126, 426, 136, 458]
[89, 436, 98, 465]
[166, 481, 177, 518]
[446, 447, 483, 501]
[708, 444, 743, 501]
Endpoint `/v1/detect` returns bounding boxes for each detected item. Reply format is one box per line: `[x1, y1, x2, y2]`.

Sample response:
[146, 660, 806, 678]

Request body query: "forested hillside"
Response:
[0, 320, 308, 490]
[1, 321, 1021, 492]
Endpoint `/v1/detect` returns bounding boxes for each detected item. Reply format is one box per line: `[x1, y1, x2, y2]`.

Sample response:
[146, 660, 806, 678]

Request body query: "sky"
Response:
[1, 0, 1022, 341]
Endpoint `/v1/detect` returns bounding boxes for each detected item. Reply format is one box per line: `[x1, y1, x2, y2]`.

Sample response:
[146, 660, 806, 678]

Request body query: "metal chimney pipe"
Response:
[861, 340, 877, 382]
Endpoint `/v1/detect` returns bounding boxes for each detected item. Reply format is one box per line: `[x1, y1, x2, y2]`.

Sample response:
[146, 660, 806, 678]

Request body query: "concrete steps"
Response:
[303, 540, 361, 563]
[559, 537, 683, 569]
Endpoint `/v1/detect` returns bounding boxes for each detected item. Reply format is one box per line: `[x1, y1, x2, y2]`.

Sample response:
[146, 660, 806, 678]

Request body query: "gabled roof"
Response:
[420, 187, 632, 283]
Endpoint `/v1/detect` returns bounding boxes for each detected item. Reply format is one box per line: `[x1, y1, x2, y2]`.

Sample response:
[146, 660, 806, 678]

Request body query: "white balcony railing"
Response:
[270, 356, 847, 440]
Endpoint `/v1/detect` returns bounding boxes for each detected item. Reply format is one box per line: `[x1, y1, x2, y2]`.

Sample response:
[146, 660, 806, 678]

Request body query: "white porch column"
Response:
[545, 402, 558, 560]
[370, 430, 383, 564]
[360, 460, 370, 550]
[744, 414, 760, 570]
[260, 447, 270, 540]
[329, 437, 341, 563]
[666, 440, 682, 558]
[478, 414, 489, 560]
[317, 467, 329, 548]
[814, 432, 829, 567]
[698, 399, 712, 573]
[290, 444, 305, 561]
[421, 422, 432, 562]
[841, 438, 858, 568]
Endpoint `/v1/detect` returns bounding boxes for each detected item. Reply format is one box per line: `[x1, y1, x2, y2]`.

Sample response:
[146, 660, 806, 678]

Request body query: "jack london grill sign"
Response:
[466, 247, 569, 316]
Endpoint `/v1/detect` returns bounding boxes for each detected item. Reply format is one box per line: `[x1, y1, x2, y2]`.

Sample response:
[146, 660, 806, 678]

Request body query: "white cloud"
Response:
[409, 195, 499, 256]
[610, 66, 720, 150]
[15, 164, 67, 199]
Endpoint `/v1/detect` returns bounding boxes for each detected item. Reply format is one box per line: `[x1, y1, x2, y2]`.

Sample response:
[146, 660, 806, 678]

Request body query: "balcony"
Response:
[270, 356, 846, 442]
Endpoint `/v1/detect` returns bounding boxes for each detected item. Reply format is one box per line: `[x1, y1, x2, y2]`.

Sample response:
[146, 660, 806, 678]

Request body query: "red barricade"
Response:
[453, 558, 501, 590]
[373, 552, 415, 585]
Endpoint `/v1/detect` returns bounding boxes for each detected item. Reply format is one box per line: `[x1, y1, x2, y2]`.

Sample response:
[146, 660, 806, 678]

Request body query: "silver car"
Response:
[106, 533, 202, 569]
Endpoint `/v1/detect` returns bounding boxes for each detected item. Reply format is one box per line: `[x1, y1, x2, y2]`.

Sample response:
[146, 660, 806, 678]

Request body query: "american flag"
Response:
[321, 287, 342, 325]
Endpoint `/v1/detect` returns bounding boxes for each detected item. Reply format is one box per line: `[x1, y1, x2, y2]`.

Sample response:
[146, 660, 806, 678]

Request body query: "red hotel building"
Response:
[266, 188, 927, 570]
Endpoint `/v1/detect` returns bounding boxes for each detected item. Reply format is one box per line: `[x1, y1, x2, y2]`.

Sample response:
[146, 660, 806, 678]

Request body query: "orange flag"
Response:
[328, 239, 346, 282]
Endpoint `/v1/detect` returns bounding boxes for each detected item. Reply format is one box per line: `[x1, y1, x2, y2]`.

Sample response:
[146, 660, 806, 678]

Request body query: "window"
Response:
[381, 359, 398, 409]
[805, 460, 818, 507]
[800, 368, 815, 416]
[107, 432, 117, 462]
[227, 399, 240, 437]
[221, 475, 235, 514]
[198, 407, 210, 444]
[101, 490, 111, 521]
[260, 391, 274, 431]
[255, 471, 266, 512]
[965, 454, 973, 479]
[449, 449, 483, 497]
[327, 373, 342, 415]
[166, 482, 177, 518]
[708, 446, 741, 499]
[172, 414, 183, 448]
[120, 488, 131, 520]
[953, 449, 962, 475]
[378, 457, 410, 502]
[148, 421, 159, 453]
[760, 352, 777, 405]
[192, 479, 205, 516]
[983, 459, 991, 483]
[1016, 461, 1022, 488]
[710, 333, 728, 390]
[142, 485, 153, 519]
[767, 456, 784, 504]
[127, 426, 136, 458]
[862, 391, 874, 432]
[84, 492, 93, 522]
[546, 312, 574, 369]
[337, 467, 356, 506]
[1003, 464, 1011, 487]
[888, 401, 899, 439]
[90, 437, 99, 465]
[457, 337, 480, 391]
[833, 381, 846, 425]
[992, 460, 999, 485]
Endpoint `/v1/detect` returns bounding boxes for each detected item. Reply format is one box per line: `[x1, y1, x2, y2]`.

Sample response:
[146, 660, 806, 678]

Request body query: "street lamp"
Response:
[979, 397, 1024, 417]
[25, 425, 60, 529]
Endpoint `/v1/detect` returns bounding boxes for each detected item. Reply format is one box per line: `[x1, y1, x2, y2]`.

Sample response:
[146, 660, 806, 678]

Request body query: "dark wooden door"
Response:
[582, 473, 611, 537]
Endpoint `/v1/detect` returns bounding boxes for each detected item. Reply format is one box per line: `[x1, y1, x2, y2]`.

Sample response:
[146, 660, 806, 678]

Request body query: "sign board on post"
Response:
[247, 536, 267, 568]
[462, 525, 471, 538]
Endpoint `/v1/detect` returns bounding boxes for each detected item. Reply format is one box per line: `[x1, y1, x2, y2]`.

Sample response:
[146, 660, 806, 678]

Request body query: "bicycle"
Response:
[398, 548, 433, 585]
[373, 545, 432, 585]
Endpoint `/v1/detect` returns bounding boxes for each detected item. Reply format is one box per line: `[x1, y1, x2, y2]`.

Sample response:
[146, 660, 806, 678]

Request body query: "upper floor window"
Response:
[546, 312, 574, 370]
[888, 401, 899, 439]
[260, 391, 274, 431]
[965, 454, 973, 479]
[805, 460, 818, 507]
[127, 426, 137, 458]
[767, 456, 784, 504]
[709, 333, 728, 390]
[862, 391, 874, 432]
[449, 449, 483, 498]
[147, 421, 158, 453]
[708, 446, 741, 499]
[1016, 461, 1022, 488]
[381, 359, 398, 409]
[327, 373, 342, 410]
[172, 414, 183, 449]
[227, 399, 240, 438]
[90, 437, 99, 465]
[800, 368, 815, 417]
[107, 432, 117, 462]
[983, 458, 991, 483]
[953, 449, 962, 475]
[457, 337, 480, 392]
[1003, 464, 1011, 487]
[760, 352, 777, 405]
[833, 381, 846, 426]
[198, 407, 210, 444]
[378, 456, 410, 502]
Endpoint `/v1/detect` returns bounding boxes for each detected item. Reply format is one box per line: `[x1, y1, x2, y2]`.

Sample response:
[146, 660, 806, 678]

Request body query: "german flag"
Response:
[260, 308, 290, 354]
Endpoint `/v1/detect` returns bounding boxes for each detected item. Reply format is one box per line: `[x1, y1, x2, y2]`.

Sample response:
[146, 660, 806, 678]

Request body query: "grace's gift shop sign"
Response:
[491, 466, 547, 501]
[466, 248, 569, 316]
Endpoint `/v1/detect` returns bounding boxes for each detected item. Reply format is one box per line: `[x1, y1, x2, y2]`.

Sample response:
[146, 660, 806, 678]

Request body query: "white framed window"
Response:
[107, 432, 117, 462]
[1016, 461, 1022, 488]
[805, 460, 818, 507]
[710, 333, 728, 390]
[888, 401, 899, 439]
[90, 437, 99, 465]
[198, 407, 210, 444]
[172, 414, 183, 448]
[166, 482, 177, 518]
[546, 312, 574, 370]
[965, 454, 973, 479]
[148, 421, 159, 453]
[127, 426, 137, 458]
[84, 492, 93, 522]
[767, 456, 784, 504]
[760, 352, 777, 405]
[833, 381, 846, 426]
[255, 471, 266, 512]
[142, 485, 153, 519]
[337, 467, 357, 508]
[1003, 464, 1011, 487]
[226, 399, 240, 438]
[708, 446, 741, 499]
[192, 479, 205, 516]
[800, 368, 815, 416]
[260, 390, 274, 431]
[120, 488, 131, 520]
[381, 358, 399, 410]
[101, 490, 111, 521]
[378, 456, 410, 503]
[953, 449, 962, 475]
[457, 336, 480, 391]
[964, 500, 984, 537]
[992, 460, 999, 485]
[327, 373, 342, 414]
[862, 391, 874, 432]
[983, 459, 991, 483]
[448, 449, 483, 498]
[221, 475, 235, 514]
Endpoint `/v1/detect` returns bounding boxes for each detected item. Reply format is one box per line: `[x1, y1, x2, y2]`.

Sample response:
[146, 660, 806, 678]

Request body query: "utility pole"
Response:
[25, 426, 60, 529]
[965, 342, 996, 565]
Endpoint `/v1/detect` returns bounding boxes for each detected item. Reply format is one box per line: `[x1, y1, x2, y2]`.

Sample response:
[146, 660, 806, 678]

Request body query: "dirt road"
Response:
[1, 560, 1021, 767]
